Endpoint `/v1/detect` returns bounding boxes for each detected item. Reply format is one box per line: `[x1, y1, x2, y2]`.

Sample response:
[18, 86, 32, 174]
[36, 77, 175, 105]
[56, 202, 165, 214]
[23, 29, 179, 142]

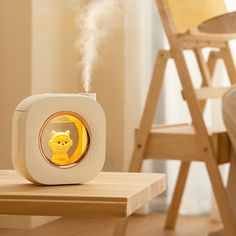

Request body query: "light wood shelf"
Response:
[0, 170, 166, 218]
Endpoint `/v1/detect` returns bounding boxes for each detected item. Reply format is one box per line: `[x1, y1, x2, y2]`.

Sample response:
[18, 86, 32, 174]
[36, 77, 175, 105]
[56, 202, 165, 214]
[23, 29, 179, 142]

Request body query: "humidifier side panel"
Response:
[11, 111, 33, 182]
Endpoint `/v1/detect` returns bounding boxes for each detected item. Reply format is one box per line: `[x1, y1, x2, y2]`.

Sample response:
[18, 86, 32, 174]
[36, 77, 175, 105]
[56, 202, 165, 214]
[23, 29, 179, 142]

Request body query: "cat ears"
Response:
[51, 130, 70, 136]
[51, 130, 57, 136]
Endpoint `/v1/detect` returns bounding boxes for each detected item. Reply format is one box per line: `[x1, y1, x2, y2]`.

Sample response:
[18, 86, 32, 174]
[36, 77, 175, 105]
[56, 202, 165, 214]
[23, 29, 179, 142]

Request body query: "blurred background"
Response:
[0, 0, 236, 230]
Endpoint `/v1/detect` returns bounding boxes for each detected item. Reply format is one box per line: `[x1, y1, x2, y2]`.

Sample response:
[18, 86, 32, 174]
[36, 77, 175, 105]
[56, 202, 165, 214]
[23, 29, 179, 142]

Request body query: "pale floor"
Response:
[0, 214, 223, 236]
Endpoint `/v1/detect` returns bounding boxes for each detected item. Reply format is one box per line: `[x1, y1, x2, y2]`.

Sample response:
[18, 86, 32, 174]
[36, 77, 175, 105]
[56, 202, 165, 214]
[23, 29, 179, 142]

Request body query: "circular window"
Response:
[38, 112, 90, 168]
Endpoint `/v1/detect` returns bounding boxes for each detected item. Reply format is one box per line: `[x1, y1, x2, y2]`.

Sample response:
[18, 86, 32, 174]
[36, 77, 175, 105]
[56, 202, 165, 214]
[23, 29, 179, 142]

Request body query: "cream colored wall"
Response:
[123, 0, 154, 170]
[91, 3, 125, 171]
[0, 0, 32, 169]
[32, 0, 79, 94]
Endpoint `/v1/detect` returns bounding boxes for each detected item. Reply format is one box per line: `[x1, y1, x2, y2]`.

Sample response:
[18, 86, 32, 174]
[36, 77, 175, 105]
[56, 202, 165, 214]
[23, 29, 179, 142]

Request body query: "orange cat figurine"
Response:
[48, 130, 73, 165]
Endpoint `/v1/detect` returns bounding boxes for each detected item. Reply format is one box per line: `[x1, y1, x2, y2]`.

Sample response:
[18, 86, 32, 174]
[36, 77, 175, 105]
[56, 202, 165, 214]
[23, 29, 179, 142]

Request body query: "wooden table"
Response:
[197, 11, 236, 34]
[0, 170, 166, 235]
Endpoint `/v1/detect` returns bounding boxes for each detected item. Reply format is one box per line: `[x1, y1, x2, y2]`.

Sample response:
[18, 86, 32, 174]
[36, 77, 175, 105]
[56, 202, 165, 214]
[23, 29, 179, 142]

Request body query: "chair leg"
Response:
[194, 47, 236, 235]
[129, 50, 170, 172]
[221, 44, 236, 84]
[205, 156, 236, 236]
[169, 45, 236, 235]
[165, 161, 191, 229]
[113, 218, 128, 236]
[209, 152, 236, 236]
[194, 49, 213, 112]
[194, 49, 212, 86]
[207, 51, 220, 77]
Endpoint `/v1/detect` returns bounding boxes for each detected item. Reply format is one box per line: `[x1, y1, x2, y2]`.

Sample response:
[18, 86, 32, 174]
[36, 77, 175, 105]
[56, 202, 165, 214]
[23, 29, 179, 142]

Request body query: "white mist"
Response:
[74, 0, 120, 92]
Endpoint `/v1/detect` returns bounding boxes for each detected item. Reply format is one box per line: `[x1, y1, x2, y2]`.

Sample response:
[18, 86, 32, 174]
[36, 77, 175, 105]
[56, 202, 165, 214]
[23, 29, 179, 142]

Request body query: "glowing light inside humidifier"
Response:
[39, 112, 90, 168]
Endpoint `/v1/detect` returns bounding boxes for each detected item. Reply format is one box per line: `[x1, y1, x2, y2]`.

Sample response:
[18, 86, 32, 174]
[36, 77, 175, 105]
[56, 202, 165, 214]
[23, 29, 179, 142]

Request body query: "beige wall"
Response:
[0, 0, 32, 169]
[32, 0, 79, 94]
[91, 4, 125, 171]
[123, 0, 155, 170]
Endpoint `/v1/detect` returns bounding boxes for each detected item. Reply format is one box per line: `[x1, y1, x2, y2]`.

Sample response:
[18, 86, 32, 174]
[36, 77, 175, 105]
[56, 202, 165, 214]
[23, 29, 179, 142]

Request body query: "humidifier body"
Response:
[12, 94, 106, 185]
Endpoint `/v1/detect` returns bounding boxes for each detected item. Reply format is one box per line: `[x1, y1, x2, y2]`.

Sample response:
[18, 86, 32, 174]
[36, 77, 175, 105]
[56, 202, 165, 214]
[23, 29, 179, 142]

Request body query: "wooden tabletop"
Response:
[198, 11, 236, 34]
[0, 170, 166, 218]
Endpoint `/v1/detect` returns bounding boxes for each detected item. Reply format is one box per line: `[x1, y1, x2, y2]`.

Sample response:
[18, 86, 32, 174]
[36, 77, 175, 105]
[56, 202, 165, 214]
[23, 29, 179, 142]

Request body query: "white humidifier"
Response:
[12, 93, 106, 185]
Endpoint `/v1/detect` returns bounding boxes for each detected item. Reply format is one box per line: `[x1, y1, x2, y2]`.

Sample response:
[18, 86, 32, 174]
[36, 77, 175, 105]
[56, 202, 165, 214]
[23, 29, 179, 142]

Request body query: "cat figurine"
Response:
[48, 130, 73, 165]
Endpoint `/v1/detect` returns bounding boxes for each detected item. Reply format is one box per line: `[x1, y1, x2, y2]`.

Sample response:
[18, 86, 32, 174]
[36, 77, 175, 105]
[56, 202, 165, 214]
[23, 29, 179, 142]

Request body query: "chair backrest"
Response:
[163, 0, 227, 33]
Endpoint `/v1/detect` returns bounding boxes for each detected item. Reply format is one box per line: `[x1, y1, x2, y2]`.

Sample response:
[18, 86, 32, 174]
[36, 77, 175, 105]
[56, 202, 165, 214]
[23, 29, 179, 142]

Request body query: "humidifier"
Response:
[12, 93, 106, 185]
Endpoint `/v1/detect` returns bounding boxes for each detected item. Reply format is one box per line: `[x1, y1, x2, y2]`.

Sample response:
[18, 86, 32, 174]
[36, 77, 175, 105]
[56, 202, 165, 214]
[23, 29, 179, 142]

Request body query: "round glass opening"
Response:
[39, 112, 90, 168]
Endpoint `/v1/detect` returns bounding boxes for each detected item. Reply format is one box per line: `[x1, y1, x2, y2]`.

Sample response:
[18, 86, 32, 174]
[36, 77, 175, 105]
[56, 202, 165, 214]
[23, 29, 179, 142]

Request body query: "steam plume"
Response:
[75, 0, 119, 92]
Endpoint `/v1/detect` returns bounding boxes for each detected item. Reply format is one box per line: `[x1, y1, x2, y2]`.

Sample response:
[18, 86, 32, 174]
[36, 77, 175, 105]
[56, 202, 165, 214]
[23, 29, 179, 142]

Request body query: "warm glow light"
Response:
[39, 112, 90, 168]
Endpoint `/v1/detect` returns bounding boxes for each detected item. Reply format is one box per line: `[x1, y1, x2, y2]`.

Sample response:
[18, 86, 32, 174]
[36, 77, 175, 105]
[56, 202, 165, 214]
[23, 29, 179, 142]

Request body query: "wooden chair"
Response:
[129, 0, 236, 235]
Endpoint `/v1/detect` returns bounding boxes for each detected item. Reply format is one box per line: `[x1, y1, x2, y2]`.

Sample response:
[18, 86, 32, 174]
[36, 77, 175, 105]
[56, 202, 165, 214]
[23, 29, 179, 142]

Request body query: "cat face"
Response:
[48, 130, 73, 153]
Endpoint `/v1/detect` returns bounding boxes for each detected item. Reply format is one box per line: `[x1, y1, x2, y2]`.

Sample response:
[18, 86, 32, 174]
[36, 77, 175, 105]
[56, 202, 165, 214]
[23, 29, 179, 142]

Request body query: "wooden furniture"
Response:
[0, 170, 166, 236]
[129, 0, 236, 235]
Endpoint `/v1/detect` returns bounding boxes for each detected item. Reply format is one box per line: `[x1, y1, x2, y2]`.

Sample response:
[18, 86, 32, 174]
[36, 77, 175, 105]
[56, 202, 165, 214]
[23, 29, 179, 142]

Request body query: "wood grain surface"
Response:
[0, 170, 166, 218]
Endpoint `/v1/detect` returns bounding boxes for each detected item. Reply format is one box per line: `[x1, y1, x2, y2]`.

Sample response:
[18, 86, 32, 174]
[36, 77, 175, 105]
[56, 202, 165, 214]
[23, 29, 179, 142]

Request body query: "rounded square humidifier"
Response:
[12, 94, 106, 185]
